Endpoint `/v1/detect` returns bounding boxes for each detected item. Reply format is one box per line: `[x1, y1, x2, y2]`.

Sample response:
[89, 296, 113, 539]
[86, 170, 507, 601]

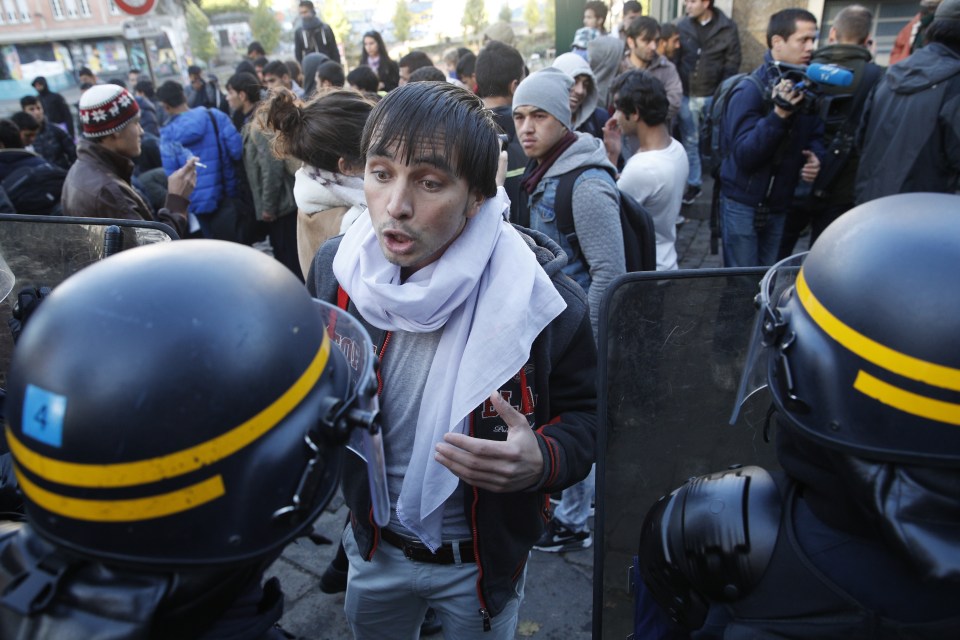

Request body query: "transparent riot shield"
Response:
[0, 215, 177, 388]
[315, 301, 391, 527]
[593, 268, 777, 639]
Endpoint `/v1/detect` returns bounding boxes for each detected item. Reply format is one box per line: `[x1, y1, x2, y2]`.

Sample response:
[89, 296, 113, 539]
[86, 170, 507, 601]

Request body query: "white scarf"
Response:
[293, 166, 366, 232]
[332, 188, 566, 551]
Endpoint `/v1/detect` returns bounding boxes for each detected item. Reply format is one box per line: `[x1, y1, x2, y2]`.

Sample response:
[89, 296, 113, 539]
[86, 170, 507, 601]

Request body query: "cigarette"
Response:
[194, 161, 207, 168]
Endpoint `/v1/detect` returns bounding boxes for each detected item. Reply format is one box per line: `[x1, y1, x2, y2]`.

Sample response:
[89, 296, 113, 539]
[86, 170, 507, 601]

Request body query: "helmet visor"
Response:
[316, 299, 390, 527]
[730, 253, 808, 424]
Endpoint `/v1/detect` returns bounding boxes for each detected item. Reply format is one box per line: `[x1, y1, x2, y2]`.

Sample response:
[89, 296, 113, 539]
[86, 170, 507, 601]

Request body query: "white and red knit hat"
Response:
[78, 84, 140, 138]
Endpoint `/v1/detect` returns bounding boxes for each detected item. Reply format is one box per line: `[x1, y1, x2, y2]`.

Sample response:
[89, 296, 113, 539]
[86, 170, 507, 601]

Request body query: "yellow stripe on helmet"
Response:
[854, 371, 960, 426]
[7, 332, 330, 488]
[796, 270, 960, 392]
[15, 469, 226, 522]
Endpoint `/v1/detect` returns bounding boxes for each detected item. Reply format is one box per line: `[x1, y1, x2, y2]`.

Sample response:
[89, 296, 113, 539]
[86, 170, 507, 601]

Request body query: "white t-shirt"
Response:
[618, 138, 689, 271]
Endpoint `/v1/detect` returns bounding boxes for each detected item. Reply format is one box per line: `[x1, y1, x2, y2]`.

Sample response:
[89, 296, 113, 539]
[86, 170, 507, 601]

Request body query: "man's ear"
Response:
[466, 189, 485, 219]
[508, 78, 520, 96]
[770, 34, 784, 52]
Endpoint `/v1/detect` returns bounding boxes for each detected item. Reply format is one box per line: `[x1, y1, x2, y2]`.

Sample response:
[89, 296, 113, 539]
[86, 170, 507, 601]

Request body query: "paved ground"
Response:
[267, 183, 724, 640]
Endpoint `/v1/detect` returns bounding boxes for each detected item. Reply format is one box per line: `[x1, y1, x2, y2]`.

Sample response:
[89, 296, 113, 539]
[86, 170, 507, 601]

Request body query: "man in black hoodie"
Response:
[856, 0, 960, 203]
[295, 0, 340, 64]
[30, 76, 75, 139]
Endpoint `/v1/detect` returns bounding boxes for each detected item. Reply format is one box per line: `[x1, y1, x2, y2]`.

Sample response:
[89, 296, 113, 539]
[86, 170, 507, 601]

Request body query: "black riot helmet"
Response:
[741, 193, 960, 465]
[4, 240, 358, 567]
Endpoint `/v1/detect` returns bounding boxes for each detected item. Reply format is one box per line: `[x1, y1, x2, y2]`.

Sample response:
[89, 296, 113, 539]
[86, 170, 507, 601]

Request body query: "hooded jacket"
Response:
[551, 53, 609, 134]
[308, 226, 596, 624]
[33, 80, 75, 138]
[160, 107, 243, 215]
[677, 7, 742, 97]
[588, 35, 626, 111]
[856, 42, 960, 204]
[295, 15, 340, 64]
[524, 132, 623, 337]
[62, 139, 188, 237]
[300, 52, 330, 99]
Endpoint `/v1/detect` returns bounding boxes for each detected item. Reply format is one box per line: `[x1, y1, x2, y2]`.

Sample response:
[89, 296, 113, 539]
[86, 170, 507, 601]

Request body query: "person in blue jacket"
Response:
[157, 80, 243, 238]
[718, 8, 825, 268]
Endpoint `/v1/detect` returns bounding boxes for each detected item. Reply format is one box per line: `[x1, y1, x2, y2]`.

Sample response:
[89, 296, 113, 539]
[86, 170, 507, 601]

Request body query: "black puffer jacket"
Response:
[677, 7, 742, 97]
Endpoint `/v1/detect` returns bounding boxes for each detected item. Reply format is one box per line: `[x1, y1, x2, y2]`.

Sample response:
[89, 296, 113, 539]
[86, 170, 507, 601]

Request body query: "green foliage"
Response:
[498, 4, 511, 23]
[250, 0, 280, 54]
[185, 0, 217, 65]
[321, 0, 351, 47]
[462, 0, 488, 39]
[544, 0, 555, 40]
[523, 0, 540, 34]
[200, 0, 251, 15]
[393, 0, 412, 43]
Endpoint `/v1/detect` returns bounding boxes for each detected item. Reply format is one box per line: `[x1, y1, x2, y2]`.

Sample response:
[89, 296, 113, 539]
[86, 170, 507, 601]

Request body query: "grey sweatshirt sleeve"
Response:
[571, 173, 625, 338]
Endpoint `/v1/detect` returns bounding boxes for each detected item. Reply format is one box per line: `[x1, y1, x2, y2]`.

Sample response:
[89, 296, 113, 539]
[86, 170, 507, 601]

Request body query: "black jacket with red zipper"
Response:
[307, 225, 597, 625]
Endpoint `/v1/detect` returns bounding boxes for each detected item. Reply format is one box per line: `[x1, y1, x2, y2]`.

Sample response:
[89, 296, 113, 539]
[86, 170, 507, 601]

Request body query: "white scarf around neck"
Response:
[332, 188, 566, 551]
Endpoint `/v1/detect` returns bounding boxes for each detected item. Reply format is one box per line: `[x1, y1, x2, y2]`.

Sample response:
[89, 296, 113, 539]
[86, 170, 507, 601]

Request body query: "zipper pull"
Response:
[479, 607, 491, 632]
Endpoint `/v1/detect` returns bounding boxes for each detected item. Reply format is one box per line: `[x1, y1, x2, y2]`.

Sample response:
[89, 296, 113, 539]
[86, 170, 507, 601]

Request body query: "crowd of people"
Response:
[0, 1, 958, 637]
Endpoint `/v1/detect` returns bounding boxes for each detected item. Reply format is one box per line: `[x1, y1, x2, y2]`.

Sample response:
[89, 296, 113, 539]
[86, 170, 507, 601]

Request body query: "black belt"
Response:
[380, 528, 476, 565]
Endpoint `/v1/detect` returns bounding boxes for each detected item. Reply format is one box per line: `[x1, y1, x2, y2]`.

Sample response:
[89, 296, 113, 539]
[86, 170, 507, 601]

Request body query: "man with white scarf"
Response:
[307, 81, 597, 639]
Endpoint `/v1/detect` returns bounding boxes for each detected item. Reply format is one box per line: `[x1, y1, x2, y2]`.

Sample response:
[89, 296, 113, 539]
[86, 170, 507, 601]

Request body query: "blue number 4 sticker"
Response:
[22, 384, 67, 448]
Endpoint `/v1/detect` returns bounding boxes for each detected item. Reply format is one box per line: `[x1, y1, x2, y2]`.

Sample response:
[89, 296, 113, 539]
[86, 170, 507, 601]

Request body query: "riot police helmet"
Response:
[3, 240, 358, 567]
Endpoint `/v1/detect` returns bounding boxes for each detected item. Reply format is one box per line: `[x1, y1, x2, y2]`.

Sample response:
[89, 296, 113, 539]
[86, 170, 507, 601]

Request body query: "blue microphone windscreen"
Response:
[807, 63, 853, 87]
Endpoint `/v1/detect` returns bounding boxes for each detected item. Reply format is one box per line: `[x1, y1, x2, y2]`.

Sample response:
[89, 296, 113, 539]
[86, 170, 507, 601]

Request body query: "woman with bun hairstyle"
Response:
[225, 72, 301, 278]
[259, 88, 374, 276]
[359, 30, 399, 92]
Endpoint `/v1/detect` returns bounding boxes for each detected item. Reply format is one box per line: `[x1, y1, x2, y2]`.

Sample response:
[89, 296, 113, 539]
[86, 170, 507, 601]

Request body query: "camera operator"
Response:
[778, 5, 884, 258]
[718, 8, 825, 267]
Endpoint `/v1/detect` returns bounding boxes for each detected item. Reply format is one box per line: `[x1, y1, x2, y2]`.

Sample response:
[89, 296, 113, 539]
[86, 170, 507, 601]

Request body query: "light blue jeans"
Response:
[342, 526, 525, 640]
[720, 195, 787, 267]
[679, 95, 712, 188]
[553, 464, 595, 532]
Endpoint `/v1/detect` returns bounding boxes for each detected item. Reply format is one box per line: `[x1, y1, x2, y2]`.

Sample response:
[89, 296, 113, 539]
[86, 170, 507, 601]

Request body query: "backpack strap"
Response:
[336, 285, 349, 311]
[555, 164, 618, 254]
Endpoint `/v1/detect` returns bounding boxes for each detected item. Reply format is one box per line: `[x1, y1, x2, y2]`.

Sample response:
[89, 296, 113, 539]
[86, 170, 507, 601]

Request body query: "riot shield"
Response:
[0, 215, 177, 387]
[593, 268, 777, 639]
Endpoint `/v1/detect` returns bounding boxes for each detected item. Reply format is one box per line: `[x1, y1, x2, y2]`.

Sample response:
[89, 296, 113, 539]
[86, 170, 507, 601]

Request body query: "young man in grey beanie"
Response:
[513, 66, 624, 553]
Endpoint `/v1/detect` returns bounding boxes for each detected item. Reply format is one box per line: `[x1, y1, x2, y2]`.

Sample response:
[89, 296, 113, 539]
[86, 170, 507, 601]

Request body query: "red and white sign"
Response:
[115, 0, 156, 16]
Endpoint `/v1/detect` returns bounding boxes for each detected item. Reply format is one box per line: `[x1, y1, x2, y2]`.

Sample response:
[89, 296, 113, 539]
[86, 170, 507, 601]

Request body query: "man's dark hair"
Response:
[248, 41, 266, 57]
[361, 82, 499, 198]
[660, 22, 678, 40]
[585, 1, 608, 24]
[129, 68, 141, 76]
[263, 60, 291, 79]
[187, 65, 203, 77]
[0, 119, 23, 149]
[455, 52, 477, 79]
[317, 60, 345, 87]
[623, 1, 642, 15]
[626, 15, 660, 41]
[19, 95, 40, 109]
[409, 67, 446, 83]
[226, 72, 262, 105]
[612, 69, 669, 126]
[135, 79, 155, 98]
[347, 65, 380, 92]
[107, 78, 127, 89]
[832, 5, 873, 45]
[78, 67, 93, 77]
[10, 111, 39, 133]
[253, 56, 270, 71]
[156, 80, 187, 108]
[398, 50, 433, 73]
[926, 14, 960, 48]
[475, 40, 525, 99]
[299, 0, 315, 14]
[767, 8, 818, 48]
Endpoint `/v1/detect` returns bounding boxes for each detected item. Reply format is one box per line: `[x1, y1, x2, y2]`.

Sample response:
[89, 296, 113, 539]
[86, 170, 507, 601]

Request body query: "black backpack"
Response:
[556, 166, 656, 272]
[2, 162, 66, 216]
[699, 72, 767, 180]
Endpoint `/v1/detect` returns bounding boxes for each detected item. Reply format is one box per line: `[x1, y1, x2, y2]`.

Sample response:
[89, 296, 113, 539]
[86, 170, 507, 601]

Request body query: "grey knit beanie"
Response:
[512, 67, 573, 129]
